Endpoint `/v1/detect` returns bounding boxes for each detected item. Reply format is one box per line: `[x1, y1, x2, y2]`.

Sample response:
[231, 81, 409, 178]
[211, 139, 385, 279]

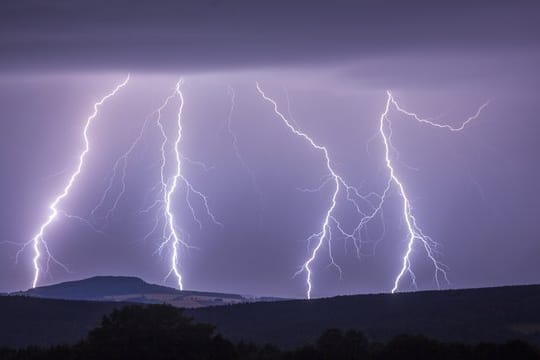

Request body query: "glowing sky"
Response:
[0, 0, 539, 298]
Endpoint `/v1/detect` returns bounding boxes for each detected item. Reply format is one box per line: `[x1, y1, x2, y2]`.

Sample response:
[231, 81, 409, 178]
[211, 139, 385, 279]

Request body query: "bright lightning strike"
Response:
[162, 80, 189, 290]
[380, 91, 489, 293]
[86, 79, 220, 290]
[24, 75, 130, 288]
[138, 80, 221, 290]
[256, 83, 381, 299]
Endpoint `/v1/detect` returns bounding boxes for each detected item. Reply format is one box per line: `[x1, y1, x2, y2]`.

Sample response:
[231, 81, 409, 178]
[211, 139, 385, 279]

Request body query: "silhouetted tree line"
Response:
[1, 304, 539, 360]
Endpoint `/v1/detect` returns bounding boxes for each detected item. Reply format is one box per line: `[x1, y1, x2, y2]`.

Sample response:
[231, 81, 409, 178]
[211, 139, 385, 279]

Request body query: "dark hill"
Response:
[13, 276, 258, 308]
[187, 284, 540, 348]
[17, 276, 243, 301]
[1, 284, 540, 349]
[19, 276, 177, 300]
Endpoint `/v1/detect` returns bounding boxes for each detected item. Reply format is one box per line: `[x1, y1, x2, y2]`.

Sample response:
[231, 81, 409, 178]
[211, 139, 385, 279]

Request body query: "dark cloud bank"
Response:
[1, 0, 539, 72]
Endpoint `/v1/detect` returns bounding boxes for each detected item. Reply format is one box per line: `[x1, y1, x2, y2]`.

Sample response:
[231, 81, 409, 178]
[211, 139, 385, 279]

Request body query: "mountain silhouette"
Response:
[15, 276, 257, 307]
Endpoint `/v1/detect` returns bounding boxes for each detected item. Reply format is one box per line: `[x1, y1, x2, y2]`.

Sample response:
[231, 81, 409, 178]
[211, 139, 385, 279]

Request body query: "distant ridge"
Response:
[19, 276, 178, 300]
[13, 276, 258, 308]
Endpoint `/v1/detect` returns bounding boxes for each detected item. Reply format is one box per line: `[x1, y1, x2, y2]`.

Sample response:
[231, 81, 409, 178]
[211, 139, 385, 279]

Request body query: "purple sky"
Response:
[0, 1, 539, 298]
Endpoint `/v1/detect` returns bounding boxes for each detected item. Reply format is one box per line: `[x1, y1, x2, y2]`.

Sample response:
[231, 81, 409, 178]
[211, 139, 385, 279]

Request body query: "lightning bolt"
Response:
[380, 91, 489, 293]
[20, 75, 130, 288]
[256, 83, 383, 299]
[136, 79, 221, 290]
[161, 80, 189, 290]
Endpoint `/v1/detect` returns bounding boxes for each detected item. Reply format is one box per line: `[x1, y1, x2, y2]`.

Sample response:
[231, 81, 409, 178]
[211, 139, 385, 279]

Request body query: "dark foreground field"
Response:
[1, 284, 540, 350]
[188, 284, 540, 348]
[1, 305, 539, 360]
[0, 296, 123, 348]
